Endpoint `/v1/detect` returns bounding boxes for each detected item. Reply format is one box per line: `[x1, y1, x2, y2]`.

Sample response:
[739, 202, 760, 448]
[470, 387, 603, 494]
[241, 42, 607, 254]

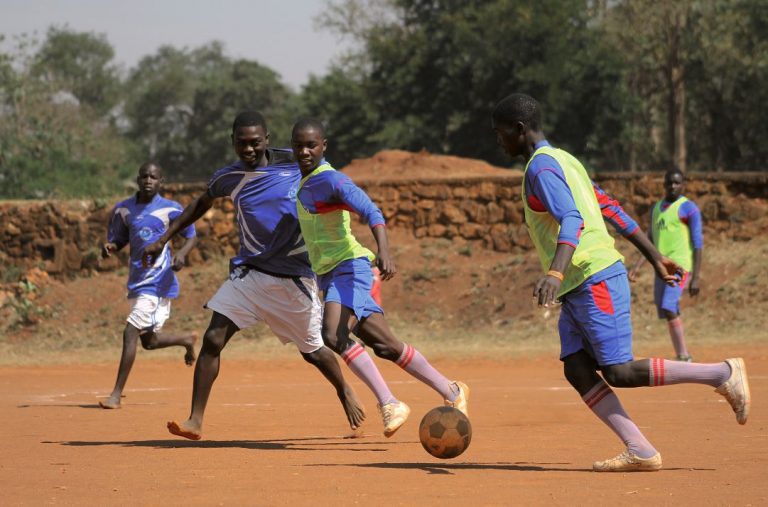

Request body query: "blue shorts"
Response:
[318, 257, 383, 322]
[559, 262, 634, 367]
[654, 271, 688, 318]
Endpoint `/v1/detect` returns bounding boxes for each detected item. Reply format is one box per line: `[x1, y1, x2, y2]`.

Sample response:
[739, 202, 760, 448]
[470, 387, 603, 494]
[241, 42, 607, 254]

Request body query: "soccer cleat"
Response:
[715, 357, 751, 425]
[444, 381, 470, 417]
[593, 449, 662, 472]
[378, 401, 410, 438]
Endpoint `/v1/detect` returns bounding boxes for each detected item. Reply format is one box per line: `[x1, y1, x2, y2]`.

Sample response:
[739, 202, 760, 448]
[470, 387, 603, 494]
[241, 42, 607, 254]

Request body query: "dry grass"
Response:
[1, 238, 765, 366]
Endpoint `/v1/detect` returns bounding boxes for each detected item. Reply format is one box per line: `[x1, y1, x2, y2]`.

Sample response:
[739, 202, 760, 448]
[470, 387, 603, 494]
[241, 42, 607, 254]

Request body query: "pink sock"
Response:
[341, 343, 396, 405]
[583, 382, 657, 459]
[668, 317, 689, 357]
[649, 358, 730, 387]
[396, 344, 455, 400]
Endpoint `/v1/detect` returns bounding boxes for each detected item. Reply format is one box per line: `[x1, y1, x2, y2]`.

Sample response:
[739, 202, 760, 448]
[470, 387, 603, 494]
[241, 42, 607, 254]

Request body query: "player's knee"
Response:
[321, 328, 346, 354]
[201, 328, 227, 356]
[301, 349, 322, 365]
[563, 361, 594, 392]
[139, 333, 158, 350]
[371, 342, 399, 361]
[601, 365, 634, 388]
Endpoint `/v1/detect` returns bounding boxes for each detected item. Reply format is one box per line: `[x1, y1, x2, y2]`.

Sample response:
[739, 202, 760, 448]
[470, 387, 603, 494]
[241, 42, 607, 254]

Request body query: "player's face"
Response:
[664, 172, 684, 201]
[291, 128, 327, 175]
[492, 120, 523, 158]
[233, 125, 269, 168]
[136, 164, 162, 199]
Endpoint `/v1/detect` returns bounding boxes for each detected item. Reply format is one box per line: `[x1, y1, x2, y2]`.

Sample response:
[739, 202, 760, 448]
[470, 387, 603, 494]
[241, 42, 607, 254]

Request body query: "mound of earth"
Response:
[341, 149, 520, 181]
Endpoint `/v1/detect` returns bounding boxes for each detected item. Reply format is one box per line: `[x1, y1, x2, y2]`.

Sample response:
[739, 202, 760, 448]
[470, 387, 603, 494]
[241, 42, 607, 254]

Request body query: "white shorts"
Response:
[127, 294, 172, 333]
[206, 267, 323, 354]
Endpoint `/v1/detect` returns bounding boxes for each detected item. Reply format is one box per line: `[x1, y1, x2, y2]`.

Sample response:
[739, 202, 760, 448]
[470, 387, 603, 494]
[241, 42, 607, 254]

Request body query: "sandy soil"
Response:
[2, 344, 766, 506]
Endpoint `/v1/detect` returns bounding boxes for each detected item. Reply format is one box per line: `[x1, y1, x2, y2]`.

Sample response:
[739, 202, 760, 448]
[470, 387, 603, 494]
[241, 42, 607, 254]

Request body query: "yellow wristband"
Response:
[546, 270, 564, 281]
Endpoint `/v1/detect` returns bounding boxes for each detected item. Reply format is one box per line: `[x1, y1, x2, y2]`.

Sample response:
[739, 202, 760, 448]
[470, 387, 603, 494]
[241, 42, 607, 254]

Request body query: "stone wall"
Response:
[1, 172, 766, 277]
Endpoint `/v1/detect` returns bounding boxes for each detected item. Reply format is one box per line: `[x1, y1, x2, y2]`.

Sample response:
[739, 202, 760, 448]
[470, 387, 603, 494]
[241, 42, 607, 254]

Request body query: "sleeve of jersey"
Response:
[591, 181, 639, 237]
[107, 205, 129, 248]
[206, 167, 230, 199]
[332, 173, 386, 227]
[680, 200, 703, 248]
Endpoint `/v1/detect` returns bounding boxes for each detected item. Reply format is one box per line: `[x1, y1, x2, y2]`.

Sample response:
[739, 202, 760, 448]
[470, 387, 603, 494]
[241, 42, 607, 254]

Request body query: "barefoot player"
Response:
[99, 162, 197, 409]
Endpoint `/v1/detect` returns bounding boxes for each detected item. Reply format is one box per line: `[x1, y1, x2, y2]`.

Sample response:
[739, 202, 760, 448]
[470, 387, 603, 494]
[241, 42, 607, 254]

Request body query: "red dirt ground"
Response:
[2, 345, 766, 506]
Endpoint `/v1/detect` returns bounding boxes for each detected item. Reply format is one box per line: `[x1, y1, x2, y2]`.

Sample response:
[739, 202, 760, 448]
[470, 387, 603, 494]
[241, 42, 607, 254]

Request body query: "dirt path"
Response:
[2, 346, 766, 506]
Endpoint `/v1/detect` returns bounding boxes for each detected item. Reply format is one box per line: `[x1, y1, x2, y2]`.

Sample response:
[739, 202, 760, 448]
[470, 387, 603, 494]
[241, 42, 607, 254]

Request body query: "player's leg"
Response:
[655, 275, 690, 360]
[137, 298, 196, 365]
[356, 313, 467, 414]
[560, 270, 660, 471]
[593, 269, 749, 424]
[167, 312, 238, 440]
[301, 346, 366, 430]
[100, 322, 141, 409]
[255, 272, 367, 431]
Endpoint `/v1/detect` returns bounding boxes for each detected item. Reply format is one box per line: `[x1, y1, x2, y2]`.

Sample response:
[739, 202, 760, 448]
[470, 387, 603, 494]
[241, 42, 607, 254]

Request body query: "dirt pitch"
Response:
[2, 344, 765, 506]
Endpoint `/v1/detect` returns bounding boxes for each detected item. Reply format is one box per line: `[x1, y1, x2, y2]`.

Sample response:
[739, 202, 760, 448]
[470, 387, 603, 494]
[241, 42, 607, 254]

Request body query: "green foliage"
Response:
[0, 33, 137, 199]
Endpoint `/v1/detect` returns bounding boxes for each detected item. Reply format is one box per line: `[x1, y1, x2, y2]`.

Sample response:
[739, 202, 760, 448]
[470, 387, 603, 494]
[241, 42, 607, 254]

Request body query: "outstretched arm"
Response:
[624, 229, 681, 286]
[143, 191, 214, 267]
[627, 230, 653, 282]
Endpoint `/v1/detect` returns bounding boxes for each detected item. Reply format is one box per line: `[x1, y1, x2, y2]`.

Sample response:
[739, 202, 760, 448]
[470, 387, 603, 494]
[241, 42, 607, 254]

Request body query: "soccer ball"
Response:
[418, 406, 472, 459]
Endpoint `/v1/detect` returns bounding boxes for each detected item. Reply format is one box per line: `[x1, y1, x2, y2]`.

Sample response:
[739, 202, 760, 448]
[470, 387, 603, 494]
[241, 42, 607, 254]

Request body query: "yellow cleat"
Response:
[593, 450, 662, 472]
[444, 381, 470, 417]
[378, 401, 410, 438]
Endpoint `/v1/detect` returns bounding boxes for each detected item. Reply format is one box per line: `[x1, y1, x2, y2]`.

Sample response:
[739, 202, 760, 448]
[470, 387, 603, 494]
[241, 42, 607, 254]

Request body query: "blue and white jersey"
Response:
[207, 148, 313, 278]
[108, 193, 196, 299]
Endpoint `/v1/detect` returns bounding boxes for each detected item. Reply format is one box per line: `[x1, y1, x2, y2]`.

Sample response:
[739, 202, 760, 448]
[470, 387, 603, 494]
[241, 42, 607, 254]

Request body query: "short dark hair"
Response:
[138, 161, 162, 175]
[665, 166, 685, 181]
[232, 111, 267, 134]
[292, 117, 326, 138]
[492, 93, 542, 131]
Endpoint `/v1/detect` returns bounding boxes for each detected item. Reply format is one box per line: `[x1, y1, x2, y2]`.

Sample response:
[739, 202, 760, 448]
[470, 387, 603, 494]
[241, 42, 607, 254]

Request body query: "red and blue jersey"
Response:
[524, 140, 639, 247]
[108, 193, 196, 298]
[207, 148, 313, 278]
[297, 163, 385, 227]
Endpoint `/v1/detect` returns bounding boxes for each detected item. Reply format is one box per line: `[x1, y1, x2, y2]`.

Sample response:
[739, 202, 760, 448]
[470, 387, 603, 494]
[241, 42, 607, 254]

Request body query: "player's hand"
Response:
[142, 240, 165, 268]
[171, 254, 186, 272]
[689, 279, 700, 297]
[652, 256, 683, 287]
[533, 274, 561, 307]
[627, 268, 639, 283]
[101, 242, 118, 259]
[375, 251, 396, 280]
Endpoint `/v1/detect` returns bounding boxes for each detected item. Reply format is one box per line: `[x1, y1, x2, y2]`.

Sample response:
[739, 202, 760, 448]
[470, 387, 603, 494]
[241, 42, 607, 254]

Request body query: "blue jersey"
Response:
[524, 140, 639, 248]
[108, 193, 196, 298]
[207, 148, 313, 278]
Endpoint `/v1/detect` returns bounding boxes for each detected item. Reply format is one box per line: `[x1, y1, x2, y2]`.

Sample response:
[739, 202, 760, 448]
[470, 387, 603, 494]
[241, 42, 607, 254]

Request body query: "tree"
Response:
[31, 26, 121, 114]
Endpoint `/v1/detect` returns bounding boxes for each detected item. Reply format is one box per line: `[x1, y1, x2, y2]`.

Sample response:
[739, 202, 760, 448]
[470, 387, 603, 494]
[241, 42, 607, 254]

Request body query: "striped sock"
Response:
[395, 343, 455, 400]
[341, 343, 396, 405]
[649, 358, 730, 387]
[648, 357, 731, 387]
[583, 381, 657, 459]
[667, 317, 689, 357]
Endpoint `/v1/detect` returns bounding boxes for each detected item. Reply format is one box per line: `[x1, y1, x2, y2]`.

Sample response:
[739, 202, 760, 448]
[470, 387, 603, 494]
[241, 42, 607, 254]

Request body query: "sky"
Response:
[0, 0, 354, 90]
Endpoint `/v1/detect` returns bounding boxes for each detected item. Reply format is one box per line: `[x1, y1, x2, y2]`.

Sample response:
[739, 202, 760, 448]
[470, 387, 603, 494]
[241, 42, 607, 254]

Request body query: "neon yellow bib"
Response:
[297, 164, 374, 275]
[523, 146, 623, 296]
[652, 197, 692, 272]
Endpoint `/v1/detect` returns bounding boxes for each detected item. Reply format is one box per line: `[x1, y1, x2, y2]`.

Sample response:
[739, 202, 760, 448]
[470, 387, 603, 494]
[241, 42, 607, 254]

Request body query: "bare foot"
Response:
[339, 386, 366, 430]
[184, 334, 197, 366]
[99, 395, 121, 409]
[167, 420, 202, 440]
[343, 428, 367, 439]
